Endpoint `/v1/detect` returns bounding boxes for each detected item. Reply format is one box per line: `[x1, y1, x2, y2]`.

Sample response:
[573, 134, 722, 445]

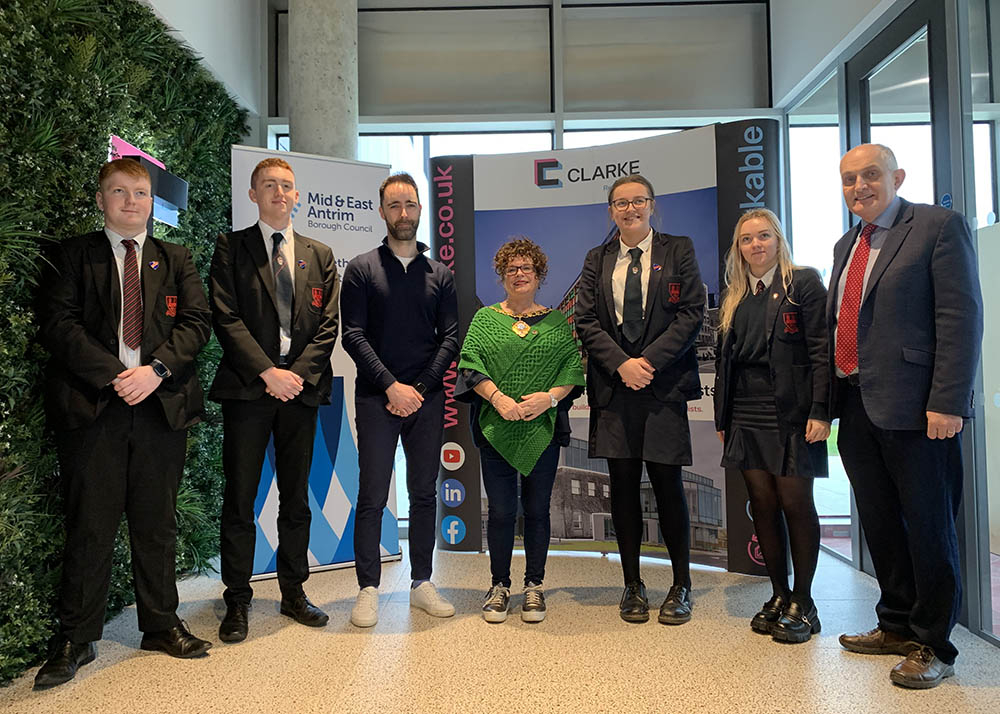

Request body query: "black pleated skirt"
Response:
[721, 365, 827, 478]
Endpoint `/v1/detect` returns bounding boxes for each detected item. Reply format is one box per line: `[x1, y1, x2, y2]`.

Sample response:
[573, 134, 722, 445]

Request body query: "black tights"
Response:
[743, 469, 820, 606]
[607, 458, 690, 588]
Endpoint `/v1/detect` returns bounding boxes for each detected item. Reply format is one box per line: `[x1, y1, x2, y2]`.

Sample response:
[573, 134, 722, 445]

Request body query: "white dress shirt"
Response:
[105, 227, 146, 369]
[611, 229, 654, 325]
[259, 219, 296, 357]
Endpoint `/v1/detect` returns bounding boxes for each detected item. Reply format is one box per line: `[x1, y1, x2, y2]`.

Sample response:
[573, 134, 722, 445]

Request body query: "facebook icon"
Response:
[441, 516, 466, 546]
[440, 478, 465, 507]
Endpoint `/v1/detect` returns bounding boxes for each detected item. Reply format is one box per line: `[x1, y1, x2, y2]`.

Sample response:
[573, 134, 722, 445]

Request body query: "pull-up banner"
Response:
[230, 145, 395, 578]
[431, 121, 780, 574]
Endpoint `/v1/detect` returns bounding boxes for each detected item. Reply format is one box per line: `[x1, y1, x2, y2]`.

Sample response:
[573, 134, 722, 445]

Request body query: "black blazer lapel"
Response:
[601, 240, 619, 340]
[246, 224, 278, 310]
[140, 238, 167, 338]
[291, 232, 311, 326]
[861, 201, 913, 306]
[87, 233, 118, 340]
[765, 273, 786, 344]
[642, 233, 666, 342]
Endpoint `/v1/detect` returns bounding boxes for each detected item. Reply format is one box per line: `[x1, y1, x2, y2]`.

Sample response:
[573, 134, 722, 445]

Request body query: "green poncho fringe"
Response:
[458, 305, 585, 475]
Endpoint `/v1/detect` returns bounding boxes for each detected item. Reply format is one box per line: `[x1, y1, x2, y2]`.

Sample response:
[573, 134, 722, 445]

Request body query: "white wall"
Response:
[770, 0, 889, 107]
[142, 0, 263, 115]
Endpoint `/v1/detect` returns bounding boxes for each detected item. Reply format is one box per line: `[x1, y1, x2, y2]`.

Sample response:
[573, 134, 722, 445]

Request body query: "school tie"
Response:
[272, 232, 293, 341]
[121, 239, 142, 350]
[754, 280, 765, 296]
[622, 247, 644, 343]
[835, 222, 877, 375]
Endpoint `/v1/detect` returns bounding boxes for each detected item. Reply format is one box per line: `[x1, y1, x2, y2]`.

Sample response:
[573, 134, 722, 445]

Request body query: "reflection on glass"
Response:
[429, 132, 552, 157]
[563, 129, 678, 150]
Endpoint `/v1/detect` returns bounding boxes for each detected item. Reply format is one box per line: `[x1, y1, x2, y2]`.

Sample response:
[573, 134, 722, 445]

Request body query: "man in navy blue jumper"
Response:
[341, 173, 459, 628]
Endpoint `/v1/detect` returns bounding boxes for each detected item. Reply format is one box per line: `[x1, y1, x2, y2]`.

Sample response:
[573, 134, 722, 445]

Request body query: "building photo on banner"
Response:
[430, 120, 782, 573]
[229, 145, 394, 578]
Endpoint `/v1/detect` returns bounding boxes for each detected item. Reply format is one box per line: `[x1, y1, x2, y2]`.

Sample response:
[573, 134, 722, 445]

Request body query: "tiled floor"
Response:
[3, 546, 999, 714]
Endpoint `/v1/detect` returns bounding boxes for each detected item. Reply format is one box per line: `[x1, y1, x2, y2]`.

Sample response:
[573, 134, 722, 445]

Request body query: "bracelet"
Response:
[488, 388, 501, 405]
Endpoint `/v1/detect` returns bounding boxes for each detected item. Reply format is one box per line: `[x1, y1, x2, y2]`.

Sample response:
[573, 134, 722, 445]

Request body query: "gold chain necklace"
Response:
[491, 303, 550, 338]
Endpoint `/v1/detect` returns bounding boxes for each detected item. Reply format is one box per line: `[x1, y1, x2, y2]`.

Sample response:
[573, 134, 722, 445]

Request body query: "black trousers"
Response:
[56, 397, 186, 642]
[220, 397, 317, 607]
[837, 382, 964, 664]
[354, 390, 444, 589]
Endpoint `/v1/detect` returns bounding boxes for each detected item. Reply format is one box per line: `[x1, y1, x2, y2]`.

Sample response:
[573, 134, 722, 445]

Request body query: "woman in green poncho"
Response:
[456, 237, 585, 624]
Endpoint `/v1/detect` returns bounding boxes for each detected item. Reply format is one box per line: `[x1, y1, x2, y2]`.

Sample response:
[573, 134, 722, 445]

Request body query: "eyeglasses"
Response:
[505, 264, 536, 276]
[611, 197, 653, 211]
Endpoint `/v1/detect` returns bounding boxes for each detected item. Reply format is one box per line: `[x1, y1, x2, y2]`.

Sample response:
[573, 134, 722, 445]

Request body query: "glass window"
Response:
[603, 484, 610, 498]
[587, 482, 595, 497]
[571, 479, 581, 496]
[562, 129, 679, 150]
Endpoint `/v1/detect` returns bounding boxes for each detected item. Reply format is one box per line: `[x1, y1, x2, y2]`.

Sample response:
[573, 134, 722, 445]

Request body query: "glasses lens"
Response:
[507, 265, 534, 276]
[632, 197, 647, 208]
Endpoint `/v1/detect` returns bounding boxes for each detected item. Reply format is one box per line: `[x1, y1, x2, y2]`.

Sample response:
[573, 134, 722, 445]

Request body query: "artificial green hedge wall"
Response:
[0, 0, 248, 684]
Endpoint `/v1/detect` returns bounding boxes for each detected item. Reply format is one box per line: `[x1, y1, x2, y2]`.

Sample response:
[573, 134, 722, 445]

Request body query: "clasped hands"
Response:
[112, 365, 162, 405]
[617, 356, 655, 390]
[492, 391, 552, 422]
[261, 366, 303, 402]
[385, 381, 423, 417]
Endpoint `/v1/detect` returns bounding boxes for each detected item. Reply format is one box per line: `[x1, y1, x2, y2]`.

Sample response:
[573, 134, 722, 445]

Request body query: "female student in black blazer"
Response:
[575, 174, 705, 625]
[714, 208, 830, 643]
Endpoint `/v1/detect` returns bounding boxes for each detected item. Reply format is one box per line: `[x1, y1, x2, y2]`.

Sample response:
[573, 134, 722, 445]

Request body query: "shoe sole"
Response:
[890, 665, 954, 689]
[658, 612, 692, 625]
[483, 610, 508, 623]
[139, 640, 212, 658]
[772, 620, 821, 644]
[218, 629, 247, 643]
[839, 639, 919, 655]
[521, 610, 546, 623]
[751, 620, 775, 635]
[351, 614, 378, 628]
[279, 609, 329, 627]
[410, 605, 455, 618]
[620, 612, 650, 623]
[33, 651, 97, 689]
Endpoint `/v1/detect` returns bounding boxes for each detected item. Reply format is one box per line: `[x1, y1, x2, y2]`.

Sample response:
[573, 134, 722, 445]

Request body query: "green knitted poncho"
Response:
[458, 305, 585, 475]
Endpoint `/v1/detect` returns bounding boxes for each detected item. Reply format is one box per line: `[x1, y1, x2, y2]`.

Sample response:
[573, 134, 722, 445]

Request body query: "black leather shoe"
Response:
[140, 621, 212, 658]
[750, 594, 787, 634]
[280, 594, 329, 627]
[34, 638, 96, 689]
[771, 600, 821, 643]
[619, 580, 649, 623]
[219, 602, 250, 643]
[657, 584, 692, 625]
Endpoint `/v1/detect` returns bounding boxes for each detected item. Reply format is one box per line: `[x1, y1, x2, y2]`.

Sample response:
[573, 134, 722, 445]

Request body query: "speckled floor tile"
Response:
[2, 547, 998, 714]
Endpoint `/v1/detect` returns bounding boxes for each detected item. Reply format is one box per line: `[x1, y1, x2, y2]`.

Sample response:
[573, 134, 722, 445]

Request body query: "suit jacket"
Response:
[575, 231, 704, 408]
[826, 199, 983, 430]
[208, 224, 340, 407]
[714, 267, 829, 440]
[38, 230, 211, 432]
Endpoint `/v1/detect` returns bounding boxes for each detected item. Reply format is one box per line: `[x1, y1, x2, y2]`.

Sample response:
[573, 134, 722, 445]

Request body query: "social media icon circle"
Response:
[441, 515, 466, 545]
[440, 478, 465, 507]
[440, 441, 465, 471]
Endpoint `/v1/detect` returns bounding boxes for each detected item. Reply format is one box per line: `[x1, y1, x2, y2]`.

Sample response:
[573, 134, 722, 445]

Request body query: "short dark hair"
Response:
[379, 172, 420, 205]
[607, 174, 656, 204]
[98, 158, 150, 188]
[250, 157, 294, 189]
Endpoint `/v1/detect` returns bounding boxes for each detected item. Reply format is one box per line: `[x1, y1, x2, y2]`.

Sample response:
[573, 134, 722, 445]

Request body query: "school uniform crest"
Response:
[783, 311, 799, 334]
[668, 282, 681, 303]
[311, 287, 323, 308]
[165, 295, 177, 317]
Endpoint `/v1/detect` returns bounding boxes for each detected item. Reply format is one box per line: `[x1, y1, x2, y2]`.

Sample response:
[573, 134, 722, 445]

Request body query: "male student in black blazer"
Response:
[209, 157, 340, 643]
[829, 144, 983, 689]
[34, 158, 213, 689]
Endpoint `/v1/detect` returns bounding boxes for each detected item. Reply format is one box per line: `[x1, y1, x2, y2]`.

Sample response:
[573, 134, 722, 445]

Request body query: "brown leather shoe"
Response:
[889, 646, 955, 689]
[839, 626, 919, 655]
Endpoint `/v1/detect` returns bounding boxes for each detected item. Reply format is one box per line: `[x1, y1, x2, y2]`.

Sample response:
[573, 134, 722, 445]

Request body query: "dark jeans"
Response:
[480, 441, 560, 588]
[837, 381, 963, 664]
[220, 398, 317, 607]
[354, 390, 445, 588]
[57, 398, 185, 641]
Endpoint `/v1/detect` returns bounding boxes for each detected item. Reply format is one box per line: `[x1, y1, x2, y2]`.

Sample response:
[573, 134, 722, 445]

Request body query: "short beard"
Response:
[387, 219, 417, 241]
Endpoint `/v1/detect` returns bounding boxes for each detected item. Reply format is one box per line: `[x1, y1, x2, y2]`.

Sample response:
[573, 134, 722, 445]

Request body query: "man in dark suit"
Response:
[34, 158, 213, 689]
[829, 144, 983, 689]
[209, 157, 339, 643]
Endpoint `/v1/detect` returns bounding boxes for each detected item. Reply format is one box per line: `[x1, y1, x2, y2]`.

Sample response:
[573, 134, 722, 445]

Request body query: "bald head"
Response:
[840, 143, 905, 224]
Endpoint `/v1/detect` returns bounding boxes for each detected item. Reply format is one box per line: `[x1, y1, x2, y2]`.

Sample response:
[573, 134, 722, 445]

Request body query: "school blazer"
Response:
[39, 231, 212, 432]
[575, 231, 705, 407]
[714, 267, 830, 440]
[208, 224, 340, 407]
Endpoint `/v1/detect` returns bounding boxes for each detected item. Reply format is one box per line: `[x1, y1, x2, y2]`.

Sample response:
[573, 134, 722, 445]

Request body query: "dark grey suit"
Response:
[827, 199, 983, 664]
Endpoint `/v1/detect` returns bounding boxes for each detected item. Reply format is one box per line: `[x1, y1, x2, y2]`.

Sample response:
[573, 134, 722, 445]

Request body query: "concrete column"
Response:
[288, 0, 358, 159]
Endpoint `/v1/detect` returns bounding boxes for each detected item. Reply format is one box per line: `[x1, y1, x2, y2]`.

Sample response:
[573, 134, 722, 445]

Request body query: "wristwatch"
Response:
[548, 392, 558, 409]
[414, 382, 427, 396]
[151, 359, 171, 379]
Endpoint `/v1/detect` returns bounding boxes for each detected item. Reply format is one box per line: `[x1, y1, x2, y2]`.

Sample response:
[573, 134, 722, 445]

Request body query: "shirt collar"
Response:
[618, 228, 653, 259]
[749, 264, 778, 291]
[863, 196, 902, 231]
[105, 227, 147, 248]
[381, 236, 429, 256]
[259, 219, 292, 241]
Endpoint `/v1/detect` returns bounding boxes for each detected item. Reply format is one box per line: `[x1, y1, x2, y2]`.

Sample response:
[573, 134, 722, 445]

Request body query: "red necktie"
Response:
[121, 239, 143, 350]
[754, 280, 765, 296]
[835, 223, 877, 374]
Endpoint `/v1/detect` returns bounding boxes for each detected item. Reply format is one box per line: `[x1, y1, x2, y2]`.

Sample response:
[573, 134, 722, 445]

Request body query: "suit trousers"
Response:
[837, 381, 963, 664]
[56, 397, 186, 642]
[220, 397, 318, 607]
[354, 390, 445, 588]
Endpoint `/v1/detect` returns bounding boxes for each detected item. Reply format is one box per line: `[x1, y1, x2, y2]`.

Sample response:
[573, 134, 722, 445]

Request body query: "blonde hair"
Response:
[719, 208, 797, 333]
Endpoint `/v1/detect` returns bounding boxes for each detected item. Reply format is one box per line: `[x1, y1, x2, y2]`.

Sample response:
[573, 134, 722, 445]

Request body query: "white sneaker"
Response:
[409, 581, 455, 618]
[351, 586, 378, 628]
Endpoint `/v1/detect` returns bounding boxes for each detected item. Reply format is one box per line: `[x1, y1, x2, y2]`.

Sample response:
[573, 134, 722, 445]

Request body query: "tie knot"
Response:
[859, 223, 877, 242]
[272, 231, 285, 244]
[755, 280, 765, 295]
[628, 247, 642, 261]
[121, 238, 137, 251]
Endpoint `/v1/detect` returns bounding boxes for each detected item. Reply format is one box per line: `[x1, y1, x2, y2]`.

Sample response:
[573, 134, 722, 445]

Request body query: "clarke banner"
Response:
[430, 121, 780, 575]
[230, 145, 396, 579]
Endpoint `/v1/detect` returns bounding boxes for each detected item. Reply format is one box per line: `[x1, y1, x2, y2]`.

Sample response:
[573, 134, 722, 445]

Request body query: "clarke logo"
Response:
[440, 441, 465, 471]
[440, 478, 465, 507]
[533, 158, 642, 189]
[441, 515, 466, 545]
[534, 158, 562, 188]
